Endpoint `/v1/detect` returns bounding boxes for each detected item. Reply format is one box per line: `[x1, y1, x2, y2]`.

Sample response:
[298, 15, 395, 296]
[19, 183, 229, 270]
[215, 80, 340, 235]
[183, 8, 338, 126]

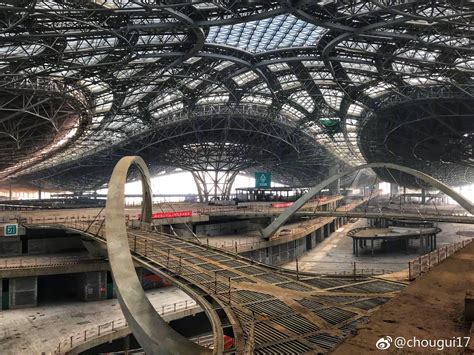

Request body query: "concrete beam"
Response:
[0, 262, 109, 279]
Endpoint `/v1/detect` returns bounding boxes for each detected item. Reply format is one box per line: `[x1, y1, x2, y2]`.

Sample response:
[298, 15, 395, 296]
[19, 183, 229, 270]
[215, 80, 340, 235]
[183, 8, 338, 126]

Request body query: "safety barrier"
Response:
[21, 215, 139, 225]
[0, 255, 104, 269]
[294, 260, 404, 276]
[205, 216, 335, 253]
[197, 198, 337, 215]
[408, 239, 472, 281]
[52, 299, 199, 354]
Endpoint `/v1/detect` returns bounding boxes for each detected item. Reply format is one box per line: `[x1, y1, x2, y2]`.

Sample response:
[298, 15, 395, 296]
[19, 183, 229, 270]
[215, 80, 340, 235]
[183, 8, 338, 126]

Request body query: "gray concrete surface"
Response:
[0, 286, 191, 354]
[283, 219, 474, 274]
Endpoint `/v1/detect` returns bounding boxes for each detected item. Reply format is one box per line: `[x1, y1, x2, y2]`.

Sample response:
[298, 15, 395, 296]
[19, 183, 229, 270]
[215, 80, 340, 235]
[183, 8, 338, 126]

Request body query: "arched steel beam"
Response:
[105, 156, 212, 355]
[260, 162, 474, 239]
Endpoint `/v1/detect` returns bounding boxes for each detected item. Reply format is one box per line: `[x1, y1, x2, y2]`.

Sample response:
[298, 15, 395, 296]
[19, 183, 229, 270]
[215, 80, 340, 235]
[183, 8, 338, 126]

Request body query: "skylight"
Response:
[207, 14, 325, 53]
[277, 74, 301, 90]
[196, 94, 229, 105]
[233, 71, 259, 86]
[364, 83, 394, 97]
[289, 91, 314, 112]
[241, 95, 272, 105]
[320, 88, 344, 110]
[347, 103, 365, 116]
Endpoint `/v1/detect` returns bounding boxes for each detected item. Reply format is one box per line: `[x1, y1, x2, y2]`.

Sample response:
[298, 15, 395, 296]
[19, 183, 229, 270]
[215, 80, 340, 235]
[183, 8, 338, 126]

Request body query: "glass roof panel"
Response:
[310, 71, 335, 85]
[186, 75, 209, 89]
[152, 102, 184, 119]
[207, 14, 326, 53]
[289, 91, 315, 112]
[123, 84, 155, 107]
[251, 82, 271, 94]
[320, 88, 344, 110]
[232, 71, 259, 86]
[346, 72, 373, 84]
[455, 57, 474, 72]
[184, 56, 201, 64]
[303, 60, 324, 68]
[340, 62, 378, 72]
[214, 61, 234, 71]
[364, 82, 395, 97]
[267, 63, 290, 72]
[196, 94, 229, 105]
[241, 95, 272, 106]
[281, 104, 305, 121]
[347, 103, 365, 116]
[403, 75, 449, 85]
[0, 43, 44, 59]
[277, 74, 301, 90]
[149, 92, 183, 110]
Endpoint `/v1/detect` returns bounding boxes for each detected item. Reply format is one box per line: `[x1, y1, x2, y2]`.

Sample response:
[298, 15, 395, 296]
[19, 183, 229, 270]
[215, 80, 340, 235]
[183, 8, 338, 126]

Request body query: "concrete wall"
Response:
[1, 233, 85, 257]
[241, 217, 350, 266]
[27, 236, 84, 254]
[75, 271, 107, 302]
[0, 225, 26, 237]
[242, 238, 307, 265]
[325, 224, 330, 238]
[9, 276, 37, 309]
[315, 228, 323, 242]
[0, 238, 22, 256]
[196, 220, 253, 236]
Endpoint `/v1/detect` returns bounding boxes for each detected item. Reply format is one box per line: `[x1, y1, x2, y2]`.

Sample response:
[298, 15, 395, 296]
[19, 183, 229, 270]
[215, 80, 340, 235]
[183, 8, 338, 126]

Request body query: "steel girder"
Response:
[18, 110, 339, 190]
[0, 1, 472, 189]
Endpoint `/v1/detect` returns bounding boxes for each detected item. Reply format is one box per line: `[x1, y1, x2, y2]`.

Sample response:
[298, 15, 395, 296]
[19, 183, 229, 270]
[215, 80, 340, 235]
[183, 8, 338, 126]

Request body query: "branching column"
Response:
[191, 170, 239, 202]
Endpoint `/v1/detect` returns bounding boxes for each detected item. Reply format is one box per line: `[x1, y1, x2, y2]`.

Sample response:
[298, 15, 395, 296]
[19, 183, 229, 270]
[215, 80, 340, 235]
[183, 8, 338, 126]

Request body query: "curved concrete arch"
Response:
[261, 162, 474, 239]
[105, 156, 211, 355]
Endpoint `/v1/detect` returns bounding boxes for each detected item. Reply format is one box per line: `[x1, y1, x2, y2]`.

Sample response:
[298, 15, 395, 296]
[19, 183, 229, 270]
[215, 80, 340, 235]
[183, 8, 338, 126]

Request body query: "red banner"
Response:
[271, 202, 293, 208]
[151, 210, 193, 219]
[223, 335, 234, 350]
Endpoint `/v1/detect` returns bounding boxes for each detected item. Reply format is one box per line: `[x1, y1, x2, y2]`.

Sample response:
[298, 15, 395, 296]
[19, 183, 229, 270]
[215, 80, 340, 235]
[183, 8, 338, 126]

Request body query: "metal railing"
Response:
[293, 260, 405, 276]
[0, 255, 104, 269]
[53, 299, 199, 354]
[197, 198, 338, 215]
[408, 239, 472, 281]
[203, 216, 336, 253]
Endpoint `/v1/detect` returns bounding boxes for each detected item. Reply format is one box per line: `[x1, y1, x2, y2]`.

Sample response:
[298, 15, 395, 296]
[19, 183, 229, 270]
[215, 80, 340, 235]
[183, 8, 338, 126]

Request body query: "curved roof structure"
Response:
[1, 1, 473, 190]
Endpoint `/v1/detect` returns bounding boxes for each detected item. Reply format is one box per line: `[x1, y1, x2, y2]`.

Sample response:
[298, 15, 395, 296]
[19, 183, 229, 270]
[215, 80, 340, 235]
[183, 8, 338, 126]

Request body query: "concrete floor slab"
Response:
[283, 219, 474, 275]
[0, 287, 190, 354]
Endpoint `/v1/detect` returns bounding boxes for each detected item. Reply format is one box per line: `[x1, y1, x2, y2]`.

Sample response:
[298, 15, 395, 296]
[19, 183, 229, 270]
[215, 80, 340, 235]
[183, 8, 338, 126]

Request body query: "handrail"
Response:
[52, 299, 200, 354]
[0, 255, 105, 269]
[408, 239, 472, 280]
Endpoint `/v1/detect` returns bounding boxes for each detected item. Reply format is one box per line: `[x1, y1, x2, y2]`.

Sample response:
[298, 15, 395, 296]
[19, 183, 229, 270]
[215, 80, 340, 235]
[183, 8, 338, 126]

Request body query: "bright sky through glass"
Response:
[98, 172, 256, 196]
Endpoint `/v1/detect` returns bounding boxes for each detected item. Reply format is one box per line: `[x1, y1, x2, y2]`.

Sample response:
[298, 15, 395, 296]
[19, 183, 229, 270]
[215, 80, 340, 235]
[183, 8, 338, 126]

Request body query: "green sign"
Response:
[255, 172, 271, 188]
[4, 224, 18, 236]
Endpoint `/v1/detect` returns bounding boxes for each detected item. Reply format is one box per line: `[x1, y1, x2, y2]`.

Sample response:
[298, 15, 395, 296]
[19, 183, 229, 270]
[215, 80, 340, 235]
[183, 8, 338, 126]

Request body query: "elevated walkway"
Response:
[0, 253, 108, 278]
[301, 210, 474, 224]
